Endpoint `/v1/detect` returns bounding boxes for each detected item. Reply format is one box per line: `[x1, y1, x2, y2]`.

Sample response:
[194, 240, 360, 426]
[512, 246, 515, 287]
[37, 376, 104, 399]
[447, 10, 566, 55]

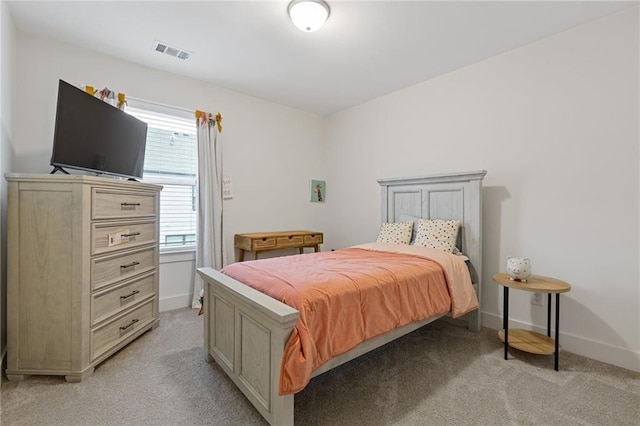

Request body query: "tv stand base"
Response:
[50, 166, 69, 175]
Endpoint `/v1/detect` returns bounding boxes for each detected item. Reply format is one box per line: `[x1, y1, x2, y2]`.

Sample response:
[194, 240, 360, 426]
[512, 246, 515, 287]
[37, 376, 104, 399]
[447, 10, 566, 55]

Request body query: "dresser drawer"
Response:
[92, 220, 157, 255]
[252, 238, 276, 250]
[276, 236, 304, 248]
[92, 273, 156, 325]
[304, 234, 323, 245]
[92, 246, 157, 291]
[91, 298, 155, 361]
[92, 188, 157, 220]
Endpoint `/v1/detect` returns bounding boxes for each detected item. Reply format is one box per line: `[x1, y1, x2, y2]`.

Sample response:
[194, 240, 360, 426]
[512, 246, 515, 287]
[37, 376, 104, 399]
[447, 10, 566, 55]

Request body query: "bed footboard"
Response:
[198, 265, 478, 425]
[197, 267, 299, 426]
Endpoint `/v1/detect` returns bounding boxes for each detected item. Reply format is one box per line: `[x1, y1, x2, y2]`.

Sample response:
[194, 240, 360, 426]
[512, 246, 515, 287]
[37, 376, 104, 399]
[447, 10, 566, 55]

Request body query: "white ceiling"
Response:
[6, 1, 636, 115]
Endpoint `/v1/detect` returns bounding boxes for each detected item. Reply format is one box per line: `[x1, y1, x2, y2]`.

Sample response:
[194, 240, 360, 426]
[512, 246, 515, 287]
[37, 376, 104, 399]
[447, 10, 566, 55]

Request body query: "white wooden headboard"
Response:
[377, 170, 487, 331]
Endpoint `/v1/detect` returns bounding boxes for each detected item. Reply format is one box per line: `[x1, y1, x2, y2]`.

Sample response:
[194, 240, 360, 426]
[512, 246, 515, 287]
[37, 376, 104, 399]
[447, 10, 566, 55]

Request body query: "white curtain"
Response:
[192, 114, 225, 309]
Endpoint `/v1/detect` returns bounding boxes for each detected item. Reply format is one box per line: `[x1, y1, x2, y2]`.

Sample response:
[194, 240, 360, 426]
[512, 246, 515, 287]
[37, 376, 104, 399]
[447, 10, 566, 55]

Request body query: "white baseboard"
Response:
[159, 293, 192, 312]
[481, 311, 640, 373]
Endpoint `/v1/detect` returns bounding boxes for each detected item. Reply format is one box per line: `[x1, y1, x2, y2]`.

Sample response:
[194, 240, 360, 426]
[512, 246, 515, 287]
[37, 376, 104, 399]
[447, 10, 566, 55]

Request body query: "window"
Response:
[126, 101, 197, 251]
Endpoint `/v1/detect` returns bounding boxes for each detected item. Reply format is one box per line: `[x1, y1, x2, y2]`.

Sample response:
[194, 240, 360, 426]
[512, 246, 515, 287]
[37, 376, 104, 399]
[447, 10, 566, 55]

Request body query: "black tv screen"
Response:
[50, 79, 148, 179]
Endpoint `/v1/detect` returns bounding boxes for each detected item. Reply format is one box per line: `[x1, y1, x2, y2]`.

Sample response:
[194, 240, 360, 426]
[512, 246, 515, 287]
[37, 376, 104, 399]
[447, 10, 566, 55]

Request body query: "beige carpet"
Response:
[1, 308, 638, 425]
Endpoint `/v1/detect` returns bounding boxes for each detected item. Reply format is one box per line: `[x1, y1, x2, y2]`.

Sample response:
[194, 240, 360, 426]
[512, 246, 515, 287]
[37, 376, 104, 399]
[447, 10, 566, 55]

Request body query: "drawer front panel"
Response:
[92, 220, 157, 255]
[91, 299, 155, 361]
[91, 246, 157, 291]
[303, 234, 323, 245]
[92, 189, 157, 220]
[276, 236, 304, 248]
[252, 238, 276, 250]
[92, 273, 156, 325]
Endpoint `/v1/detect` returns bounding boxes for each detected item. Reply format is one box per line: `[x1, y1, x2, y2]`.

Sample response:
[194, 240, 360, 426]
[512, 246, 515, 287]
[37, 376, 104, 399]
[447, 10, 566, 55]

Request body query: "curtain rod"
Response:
[82, 85, 193, 116]
[109, 92, 222, 131]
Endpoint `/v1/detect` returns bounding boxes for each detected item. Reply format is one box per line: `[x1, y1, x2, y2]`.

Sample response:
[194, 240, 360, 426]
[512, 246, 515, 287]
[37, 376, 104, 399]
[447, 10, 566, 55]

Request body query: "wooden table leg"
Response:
[299, 247, 304, 254]
[239, 250, 245, 262]
[314, 245, 319, 253]
[254, 251, 259, 260]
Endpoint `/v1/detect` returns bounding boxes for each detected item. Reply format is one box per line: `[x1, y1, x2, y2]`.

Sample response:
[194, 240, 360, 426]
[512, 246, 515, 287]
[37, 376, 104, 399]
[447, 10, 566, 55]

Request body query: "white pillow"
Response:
[413, 219, 460, 253]
[376, 221, 413, 245]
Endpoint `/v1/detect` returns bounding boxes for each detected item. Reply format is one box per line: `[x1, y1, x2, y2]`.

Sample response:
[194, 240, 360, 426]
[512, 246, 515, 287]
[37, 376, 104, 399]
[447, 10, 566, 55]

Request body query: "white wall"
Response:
[9, 6, 639, 373]
[0, 1, 17, 366]
[323, 8, 639, 371]
[13, 34, 325, 311]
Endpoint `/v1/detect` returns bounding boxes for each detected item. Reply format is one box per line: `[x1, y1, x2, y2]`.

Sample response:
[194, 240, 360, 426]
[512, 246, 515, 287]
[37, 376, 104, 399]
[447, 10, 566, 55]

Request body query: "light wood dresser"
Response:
[5, 174, 162, 382]
[234, 230, 323, 261]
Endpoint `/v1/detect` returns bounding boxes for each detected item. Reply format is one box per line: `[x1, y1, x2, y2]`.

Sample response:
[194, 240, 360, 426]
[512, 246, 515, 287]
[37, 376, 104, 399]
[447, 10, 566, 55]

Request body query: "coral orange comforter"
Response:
[221, 242, 478, 395]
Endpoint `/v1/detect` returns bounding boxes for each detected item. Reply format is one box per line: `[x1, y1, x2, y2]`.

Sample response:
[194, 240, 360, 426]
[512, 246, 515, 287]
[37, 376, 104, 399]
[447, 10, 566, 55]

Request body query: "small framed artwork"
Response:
[310, 179, 326, 202]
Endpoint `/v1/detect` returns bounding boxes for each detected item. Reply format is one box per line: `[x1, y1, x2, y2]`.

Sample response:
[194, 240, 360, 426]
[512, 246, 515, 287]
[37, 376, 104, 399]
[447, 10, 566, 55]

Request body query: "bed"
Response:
[197, 170, 486, 425]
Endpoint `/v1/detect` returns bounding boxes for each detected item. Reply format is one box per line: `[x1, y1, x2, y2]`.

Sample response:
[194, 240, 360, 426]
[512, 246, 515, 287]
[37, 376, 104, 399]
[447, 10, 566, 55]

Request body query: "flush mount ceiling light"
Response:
[287, 0, 330, 32]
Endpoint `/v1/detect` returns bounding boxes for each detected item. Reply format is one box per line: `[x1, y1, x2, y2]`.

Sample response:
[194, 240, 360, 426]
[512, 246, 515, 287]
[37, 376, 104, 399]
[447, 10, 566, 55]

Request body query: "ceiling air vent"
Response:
[152, 40, 191, 60]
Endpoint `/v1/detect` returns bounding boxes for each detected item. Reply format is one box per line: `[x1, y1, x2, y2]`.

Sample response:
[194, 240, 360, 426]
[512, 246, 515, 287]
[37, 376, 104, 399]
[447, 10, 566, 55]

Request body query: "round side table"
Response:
[493, 273, 571, 371]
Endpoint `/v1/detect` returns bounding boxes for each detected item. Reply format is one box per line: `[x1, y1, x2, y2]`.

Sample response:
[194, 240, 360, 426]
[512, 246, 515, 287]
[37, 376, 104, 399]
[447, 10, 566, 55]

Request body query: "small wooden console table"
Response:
[493, 273, 571, 371]
[234, 230, 323, 262]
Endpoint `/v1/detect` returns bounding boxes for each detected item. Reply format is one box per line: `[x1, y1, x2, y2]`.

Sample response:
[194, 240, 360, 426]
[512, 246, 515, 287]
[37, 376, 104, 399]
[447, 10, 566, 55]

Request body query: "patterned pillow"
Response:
[376, 222, 413, 245]
[413, 219, 460, 253]
[397, 214, 421, 244]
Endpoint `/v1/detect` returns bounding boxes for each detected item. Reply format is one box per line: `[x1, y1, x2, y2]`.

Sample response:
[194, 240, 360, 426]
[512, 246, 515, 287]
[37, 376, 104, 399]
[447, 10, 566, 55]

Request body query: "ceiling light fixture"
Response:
[287, 0, 330, 32]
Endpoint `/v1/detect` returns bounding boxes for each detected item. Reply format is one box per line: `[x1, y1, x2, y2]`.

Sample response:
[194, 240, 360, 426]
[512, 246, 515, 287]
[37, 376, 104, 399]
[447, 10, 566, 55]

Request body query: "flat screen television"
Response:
[50, 79, 148, 179]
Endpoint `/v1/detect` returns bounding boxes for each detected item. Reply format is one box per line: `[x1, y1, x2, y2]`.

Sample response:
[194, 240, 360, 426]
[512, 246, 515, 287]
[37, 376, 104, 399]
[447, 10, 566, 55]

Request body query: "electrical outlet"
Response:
[531, 292, 543, 306]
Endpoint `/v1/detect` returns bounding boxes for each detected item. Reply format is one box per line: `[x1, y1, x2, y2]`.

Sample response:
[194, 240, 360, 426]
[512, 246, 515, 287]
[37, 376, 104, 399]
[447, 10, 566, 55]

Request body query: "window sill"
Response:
[161, 245, 196, 254]
[159, 247, 196, 264]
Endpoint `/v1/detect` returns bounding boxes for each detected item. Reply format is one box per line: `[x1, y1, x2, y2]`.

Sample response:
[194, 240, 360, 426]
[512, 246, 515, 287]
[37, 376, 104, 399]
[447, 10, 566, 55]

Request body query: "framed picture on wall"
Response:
[310, 179, 326, 202]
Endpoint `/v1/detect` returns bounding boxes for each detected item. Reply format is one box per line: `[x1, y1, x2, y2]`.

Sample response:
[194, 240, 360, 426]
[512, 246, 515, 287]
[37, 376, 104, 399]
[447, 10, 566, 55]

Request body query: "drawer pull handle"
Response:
[120, 290, 140, 300]
[121, 232, 141, 238]
[121, 202, 141, 207]
[288, 236, 293, 239]
[120, 261, 140, 269]
[262, 238, 267, 241]
[119, 318, 139, 331]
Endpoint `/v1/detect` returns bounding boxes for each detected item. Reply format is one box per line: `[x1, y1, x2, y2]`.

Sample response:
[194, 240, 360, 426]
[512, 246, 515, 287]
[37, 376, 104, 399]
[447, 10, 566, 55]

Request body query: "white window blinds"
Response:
[126, 104, 197, 250]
